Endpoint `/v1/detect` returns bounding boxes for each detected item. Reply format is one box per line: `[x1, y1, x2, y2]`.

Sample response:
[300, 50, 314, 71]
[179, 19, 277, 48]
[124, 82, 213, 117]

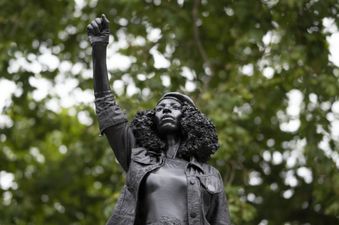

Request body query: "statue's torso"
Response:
[139, 157, 188, 224]
[106, 147, 230, 225]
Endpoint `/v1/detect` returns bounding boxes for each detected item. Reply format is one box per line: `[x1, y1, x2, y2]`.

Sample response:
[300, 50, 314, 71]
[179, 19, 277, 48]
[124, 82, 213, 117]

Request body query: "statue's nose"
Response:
[163, 108, 171, 113]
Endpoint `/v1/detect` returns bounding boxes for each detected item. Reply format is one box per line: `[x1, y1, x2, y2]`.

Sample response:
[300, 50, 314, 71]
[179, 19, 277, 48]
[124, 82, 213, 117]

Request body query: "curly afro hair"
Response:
[130, 102, 219, 163]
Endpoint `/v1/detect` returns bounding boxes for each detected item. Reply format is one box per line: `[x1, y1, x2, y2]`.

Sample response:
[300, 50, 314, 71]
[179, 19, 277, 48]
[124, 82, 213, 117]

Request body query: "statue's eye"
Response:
[155, 107, 163, 112]
[172, 105, 181, 110]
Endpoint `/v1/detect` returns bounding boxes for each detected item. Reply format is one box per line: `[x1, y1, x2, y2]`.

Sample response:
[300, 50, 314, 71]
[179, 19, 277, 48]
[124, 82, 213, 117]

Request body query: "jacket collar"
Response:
[132, 147, 206, 174]
[188, 156, 205, 174]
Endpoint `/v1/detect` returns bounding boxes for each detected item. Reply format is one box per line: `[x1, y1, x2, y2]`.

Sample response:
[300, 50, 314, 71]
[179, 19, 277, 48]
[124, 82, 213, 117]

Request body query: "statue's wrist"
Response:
[90, 40, 109, 46]
[91, 42, 108, 48]
[94, 90, 113, 98]
[89, 36, 109, 46]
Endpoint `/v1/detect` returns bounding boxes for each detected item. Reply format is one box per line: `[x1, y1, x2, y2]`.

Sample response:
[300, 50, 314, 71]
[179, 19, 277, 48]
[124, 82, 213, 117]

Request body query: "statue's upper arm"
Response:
[104, 123, 135, 172]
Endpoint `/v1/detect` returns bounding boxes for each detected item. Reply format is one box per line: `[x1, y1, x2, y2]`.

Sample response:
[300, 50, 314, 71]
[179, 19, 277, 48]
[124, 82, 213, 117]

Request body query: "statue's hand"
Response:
[87, 14, 110, 45]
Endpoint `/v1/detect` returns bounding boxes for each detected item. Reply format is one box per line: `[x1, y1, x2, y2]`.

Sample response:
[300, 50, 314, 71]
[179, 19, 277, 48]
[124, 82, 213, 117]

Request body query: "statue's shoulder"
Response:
[130, 147, 160, 165]
[130, 147, 148, 161]
[202, 163, 222, 176]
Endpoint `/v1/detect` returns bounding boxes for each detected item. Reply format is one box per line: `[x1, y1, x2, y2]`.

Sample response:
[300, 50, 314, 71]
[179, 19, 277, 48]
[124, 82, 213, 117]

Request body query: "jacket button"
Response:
[207, 184, 216, 192]
[190, 180, 195, 185]
[190, 212, 197, 218]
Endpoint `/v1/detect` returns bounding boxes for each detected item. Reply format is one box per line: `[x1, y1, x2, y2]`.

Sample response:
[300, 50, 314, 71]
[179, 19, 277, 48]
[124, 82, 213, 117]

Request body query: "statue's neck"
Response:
[166, 134, 180, 159]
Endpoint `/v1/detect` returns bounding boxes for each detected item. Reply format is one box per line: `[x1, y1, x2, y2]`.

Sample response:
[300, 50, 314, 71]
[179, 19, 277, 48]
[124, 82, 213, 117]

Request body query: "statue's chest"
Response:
[145, 158, 188, 193]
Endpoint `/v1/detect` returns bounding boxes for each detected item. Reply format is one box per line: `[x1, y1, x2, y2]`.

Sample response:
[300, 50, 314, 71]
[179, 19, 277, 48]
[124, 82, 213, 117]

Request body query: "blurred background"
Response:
[1, 0, 339, 224]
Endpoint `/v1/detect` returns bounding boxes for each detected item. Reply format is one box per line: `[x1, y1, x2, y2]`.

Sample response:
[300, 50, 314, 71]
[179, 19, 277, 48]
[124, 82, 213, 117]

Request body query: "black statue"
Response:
[87, 14, 231, 225]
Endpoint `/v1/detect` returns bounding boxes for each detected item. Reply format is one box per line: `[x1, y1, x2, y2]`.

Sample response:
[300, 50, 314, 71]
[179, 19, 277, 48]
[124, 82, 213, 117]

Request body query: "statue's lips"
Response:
[160, 115, 175, 123]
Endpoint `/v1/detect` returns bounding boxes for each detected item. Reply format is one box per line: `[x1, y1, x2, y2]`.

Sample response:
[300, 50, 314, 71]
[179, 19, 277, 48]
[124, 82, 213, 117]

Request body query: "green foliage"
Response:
[1, 0, 339, 224]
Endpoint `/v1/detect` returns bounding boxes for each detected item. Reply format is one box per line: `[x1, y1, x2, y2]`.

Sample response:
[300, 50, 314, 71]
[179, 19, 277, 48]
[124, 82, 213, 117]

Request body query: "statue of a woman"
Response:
[87, 14, 231, 225]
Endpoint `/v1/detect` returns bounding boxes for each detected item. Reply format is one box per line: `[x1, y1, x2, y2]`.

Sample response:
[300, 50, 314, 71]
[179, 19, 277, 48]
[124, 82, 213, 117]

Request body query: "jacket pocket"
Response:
[198, 175, 223, 194]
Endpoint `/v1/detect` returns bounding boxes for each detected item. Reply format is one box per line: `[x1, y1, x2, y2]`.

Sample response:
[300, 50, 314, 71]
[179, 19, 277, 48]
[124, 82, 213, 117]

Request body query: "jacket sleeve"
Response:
[208, 191, 231, 225]
[95, 92, 135, 172]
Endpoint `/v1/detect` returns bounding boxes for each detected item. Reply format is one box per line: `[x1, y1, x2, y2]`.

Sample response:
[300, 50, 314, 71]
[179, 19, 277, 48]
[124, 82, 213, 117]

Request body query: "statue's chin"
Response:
[157, 123, 179, 135]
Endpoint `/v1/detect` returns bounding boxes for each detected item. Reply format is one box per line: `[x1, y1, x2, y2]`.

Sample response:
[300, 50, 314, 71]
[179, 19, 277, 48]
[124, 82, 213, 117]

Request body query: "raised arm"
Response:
[87, 15, 134, 172]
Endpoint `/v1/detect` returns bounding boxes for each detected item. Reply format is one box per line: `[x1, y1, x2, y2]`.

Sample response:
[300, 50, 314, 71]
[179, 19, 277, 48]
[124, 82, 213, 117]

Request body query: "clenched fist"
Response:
[87, 14, 110, 45]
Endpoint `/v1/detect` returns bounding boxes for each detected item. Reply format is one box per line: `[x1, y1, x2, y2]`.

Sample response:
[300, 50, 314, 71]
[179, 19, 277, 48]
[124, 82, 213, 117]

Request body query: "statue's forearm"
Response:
[88, 15, 134, 172]
[92, 43, 110, 97]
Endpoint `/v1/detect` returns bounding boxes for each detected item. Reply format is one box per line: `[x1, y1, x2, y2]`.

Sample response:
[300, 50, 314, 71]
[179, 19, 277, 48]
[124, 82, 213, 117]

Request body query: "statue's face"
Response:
[155, 98, 182, 134]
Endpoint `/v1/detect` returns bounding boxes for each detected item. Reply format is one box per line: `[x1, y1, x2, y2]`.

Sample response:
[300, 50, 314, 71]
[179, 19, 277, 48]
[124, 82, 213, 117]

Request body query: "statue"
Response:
[87, 14, 231, 225]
